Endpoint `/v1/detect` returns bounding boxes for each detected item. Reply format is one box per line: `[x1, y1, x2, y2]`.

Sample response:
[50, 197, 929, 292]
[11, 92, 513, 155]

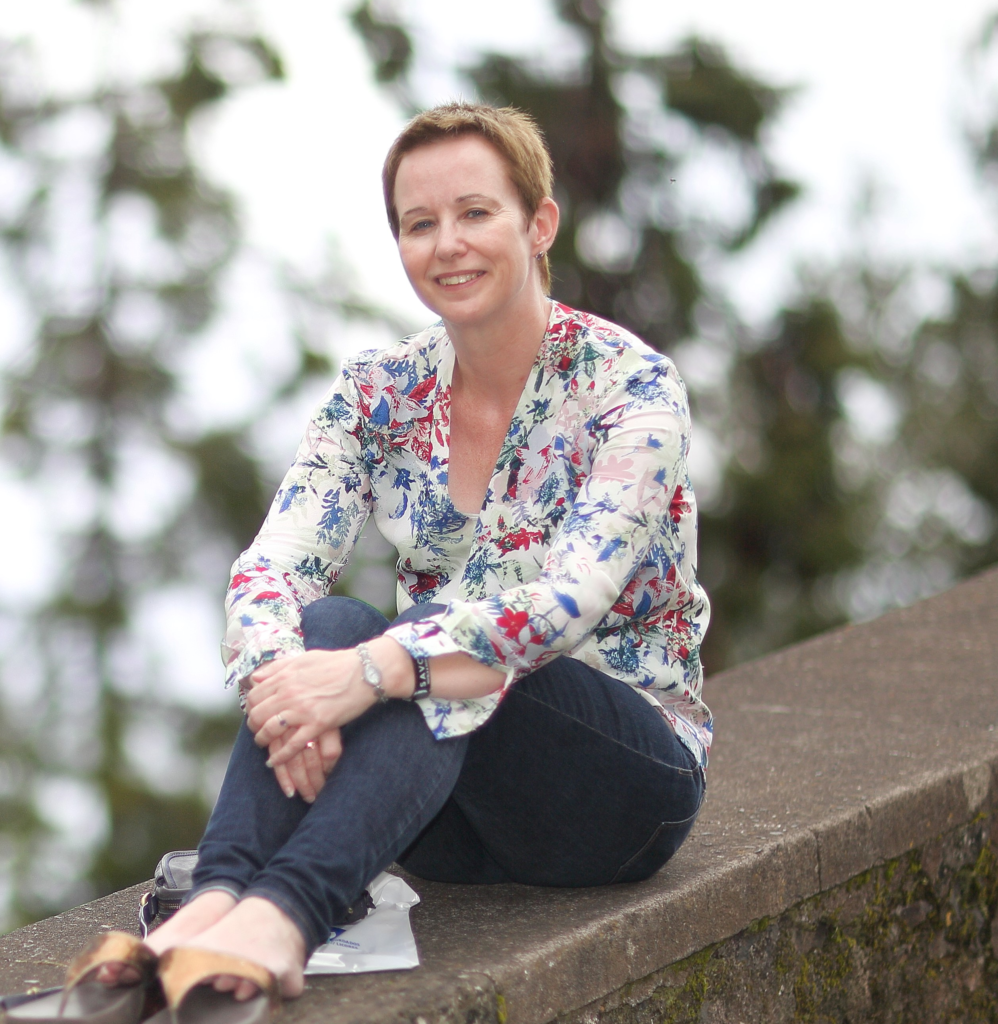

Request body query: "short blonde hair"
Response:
[383, 102, 555, 292]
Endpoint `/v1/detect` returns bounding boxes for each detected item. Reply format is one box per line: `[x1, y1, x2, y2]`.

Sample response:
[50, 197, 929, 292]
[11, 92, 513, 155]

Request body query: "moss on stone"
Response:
[643, 947, 715, 1024]
[558, 812, 998, 1024]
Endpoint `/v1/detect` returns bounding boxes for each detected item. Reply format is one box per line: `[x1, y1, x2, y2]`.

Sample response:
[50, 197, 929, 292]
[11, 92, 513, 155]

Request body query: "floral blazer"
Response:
[223, 302, 713, 767]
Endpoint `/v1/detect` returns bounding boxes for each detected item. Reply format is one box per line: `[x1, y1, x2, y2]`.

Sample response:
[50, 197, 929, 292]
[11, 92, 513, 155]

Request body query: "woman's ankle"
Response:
[234, 897, 307, 966]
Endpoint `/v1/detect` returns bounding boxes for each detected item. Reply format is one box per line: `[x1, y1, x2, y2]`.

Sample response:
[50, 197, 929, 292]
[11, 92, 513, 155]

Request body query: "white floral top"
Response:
[223, 303, 713, 767]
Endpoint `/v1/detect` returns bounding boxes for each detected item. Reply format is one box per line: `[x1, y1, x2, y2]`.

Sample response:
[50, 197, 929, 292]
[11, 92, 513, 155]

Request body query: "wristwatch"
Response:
[356, 643, 389, 703]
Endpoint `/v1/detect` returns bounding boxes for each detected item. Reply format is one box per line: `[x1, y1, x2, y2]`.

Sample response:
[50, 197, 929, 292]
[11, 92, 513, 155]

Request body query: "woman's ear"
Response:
[532, 196, 560, 255]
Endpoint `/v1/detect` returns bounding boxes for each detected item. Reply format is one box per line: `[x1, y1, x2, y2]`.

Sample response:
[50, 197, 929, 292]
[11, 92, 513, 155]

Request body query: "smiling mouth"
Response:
[436, 271, 484, 286]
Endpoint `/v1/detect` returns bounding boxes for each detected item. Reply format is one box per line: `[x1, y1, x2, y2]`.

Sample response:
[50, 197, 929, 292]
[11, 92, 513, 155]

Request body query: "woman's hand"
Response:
[270, 727, 343, 803]
[246, 650, 377, 764]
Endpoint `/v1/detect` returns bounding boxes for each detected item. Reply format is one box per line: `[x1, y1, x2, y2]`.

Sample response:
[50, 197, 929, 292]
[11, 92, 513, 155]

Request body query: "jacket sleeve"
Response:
[385, 356, 692, 731]
[221, 370, 372, 690]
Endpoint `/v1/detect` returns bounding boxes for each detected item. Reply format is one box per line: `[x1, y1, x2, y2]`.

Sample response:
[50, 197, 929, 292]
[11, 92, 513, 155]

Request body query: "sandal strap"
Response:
[61, 932, 157, 1014]
[64, 932, 158, 988]
[158, 948, 279, 1013]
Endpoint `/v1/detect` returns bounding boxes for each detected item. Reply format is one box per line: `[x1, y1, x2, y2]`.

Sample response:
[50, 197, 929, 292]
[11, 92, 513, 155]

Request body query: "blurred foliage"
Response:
[353, 0, 998, 669]
[698, 299, 874, 662]
[898, 275, 998, 576]
[0, 27, 281, 924]
[349, 2, 412, 91]
[0, 20, 388, 927]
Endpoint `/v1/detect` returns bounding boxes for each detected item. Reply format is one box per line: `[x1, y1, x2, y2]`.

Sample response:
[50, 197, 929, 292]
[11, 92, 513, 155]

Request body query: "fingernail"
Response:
[284, 788, 295, 798]
[265, 759, 274, 768]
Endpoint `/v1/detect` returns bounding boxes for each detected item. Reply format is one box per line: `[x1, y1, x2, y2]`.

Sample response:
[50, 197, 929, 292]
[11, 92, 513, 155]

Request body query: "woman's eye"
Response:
[409, 220, 433, 232]
[466, 208, 488, 219]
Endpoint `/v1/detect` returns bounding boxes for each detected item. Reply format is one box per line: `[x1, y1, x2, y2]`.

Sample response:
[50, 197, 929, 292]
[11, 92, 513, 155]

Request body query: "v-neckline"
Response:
[431, 303, 556, 517]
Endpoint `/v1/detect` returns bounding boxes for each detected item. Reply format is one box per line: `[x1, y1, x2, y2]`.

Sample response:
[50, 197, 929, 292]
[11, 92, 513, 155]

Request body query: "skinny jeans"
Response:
[190, 597, 705, 954]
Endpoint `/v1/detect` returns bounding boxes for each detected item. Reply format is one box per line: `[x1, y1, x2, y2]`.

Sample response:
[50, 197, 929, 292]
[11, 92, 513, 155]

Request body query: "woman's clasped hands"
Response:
[244, 647, 380, 803]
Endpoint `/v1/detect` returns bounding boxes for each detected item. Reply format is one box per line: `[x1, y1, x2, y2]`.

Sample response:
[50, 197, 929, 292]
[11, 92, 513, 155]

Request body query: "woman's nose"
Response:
[435, 219, 467, 260]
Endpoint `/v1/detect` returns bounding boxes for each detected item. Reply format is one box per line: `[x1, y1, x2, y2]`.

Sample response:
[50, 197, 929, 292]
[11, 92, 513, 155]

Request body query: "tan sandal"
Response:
[3, 932, 157, 1024]
[144, 948, 278, 1024]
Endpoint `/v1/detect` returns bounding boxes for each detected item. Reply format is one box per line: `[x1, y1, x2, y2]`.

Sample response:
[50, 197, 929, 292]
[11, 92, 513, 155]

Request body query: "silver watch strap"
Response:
[356, 643, 389, 703]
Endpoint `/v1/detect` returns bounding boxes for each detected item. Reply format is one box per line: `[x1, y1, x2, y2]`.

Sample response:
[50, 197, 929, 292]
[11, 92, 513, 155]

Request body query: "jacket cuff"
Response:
[222, 635, 305, 691]
[383, 618, 470, 663]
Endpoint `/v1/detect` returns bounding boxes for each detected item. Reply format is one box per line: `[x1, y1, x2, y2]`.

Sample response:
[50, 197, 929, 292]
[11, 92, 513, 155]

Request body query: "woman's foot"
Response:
[174, 897, 307, 1000]
[145, 891, 238, 956]
[94, 891, 237, 986]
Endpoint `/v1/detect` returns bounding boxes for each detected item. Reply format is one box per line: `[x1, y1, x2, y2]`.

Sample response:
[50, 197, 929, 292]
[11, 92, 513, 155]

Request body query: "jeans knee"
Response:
[302, 596, 390, 650]
[391, 602, 447, 628]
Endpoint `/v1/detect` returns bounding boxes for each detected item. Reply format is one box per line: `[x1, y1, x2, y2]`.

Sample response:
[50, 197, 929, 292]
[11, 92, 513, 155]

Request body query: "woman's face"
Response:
[393, 134, 555, 330]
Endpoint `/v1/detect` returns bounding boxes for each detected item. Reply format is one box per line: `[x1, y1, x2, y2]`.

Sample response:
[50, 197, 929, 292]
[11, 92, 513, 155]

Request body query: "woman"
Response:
[26, 102, 712, 1022]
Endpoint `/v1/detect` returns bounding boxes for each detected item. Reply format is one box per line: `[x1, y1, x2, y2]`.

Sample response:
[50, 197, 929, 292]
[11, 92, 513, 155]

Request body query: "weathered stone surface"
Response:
[559, 809, 998, 1024]
[0, 883, 147, 996]
[1, 566, 997, 1024]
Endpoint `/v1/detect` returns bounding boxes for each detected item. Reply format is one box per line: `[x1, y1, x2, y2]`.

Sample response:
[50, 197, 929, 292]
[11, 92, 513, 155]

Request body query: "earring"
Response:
[535, 251, 546, 261]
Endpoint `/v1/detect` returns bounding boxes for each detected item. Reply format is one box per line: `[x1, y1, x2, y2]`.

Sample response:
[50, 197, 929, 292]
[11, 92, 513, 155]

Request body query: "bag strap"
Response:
[138, 890, 159, 939]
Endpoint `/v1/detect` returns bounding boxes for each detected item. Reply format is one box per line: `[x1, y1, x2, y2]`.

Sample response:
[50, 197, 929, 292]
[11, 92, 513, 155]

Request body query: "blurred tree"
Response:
[0, 20, 393, 925]
[896, 276, 998, 576]
[804, 261, 998, 625]
[352, 0, 878, 670]
[879, 16, 998, 586]
[697, 299, 878, 664]
[789, 19, 998, 624]
[0, 28, 283, 924]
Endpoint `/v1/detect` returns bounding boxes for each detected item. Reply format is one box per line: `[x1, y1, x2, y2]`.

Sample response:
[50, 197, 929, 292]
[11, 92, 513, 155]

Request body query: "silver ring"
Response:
[278, 715, 288, 728]
[305, 741, 316, 750]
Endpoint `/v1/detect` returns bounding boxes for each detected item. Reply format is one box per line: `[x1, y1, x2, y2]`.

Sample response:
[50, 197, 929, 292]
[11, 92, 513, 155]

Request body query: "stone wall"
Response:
[563, 812, 998, 1024]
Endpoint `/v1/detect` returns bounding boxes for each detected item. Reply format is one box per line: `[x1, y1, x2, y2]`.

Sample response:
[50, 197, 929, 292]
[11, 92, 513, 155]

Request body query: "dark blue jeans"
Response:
[191, 597, 705, 954]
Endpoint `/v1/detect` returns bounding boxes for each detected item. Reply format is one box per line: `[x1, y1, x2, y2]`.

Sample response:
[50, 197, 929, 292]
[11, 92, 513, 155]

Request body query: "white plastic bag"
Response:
[304, 871, 421, 974]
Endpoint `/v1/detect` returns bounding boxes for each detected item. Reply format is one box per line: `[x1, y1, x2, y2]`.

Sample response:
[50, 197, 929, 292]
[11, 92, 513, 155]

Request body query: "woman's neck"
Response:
[444, 290, 551, 403]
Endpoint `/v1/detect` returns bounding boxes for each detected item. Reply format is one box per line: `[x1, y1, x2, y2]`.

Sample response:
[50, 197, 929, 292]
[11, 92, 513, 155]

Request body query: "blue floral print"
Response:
[222, 303, 712, 768]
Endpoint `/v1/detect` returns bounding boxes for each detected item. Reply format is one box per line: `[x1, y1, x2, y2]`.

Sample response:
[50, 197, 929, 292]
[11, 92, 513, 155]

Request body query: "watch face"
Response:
[358, 645, 382, 687]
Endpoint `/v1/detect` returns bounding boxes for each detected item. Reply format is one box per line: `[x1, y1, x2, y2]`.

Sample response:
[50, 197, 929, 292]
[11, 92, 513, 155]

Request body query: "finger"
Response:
[247, 686, 302, 735]
[253, 709, 298, 747]
[284, 752, 315, 803]
[246, 696, 279, 736]
[250, 652, 299, 685]
[266, 724, 322, 767]
[247, 666, 283, 697]
[273, 762, 297, 800]
[95, 963, 140, 986]
[247, 661, 303, 710]
[244, 675, 285, 715]
[251, 659, 281, 681]
[303, 742, 326, 796]
[319, 730, 343, 774]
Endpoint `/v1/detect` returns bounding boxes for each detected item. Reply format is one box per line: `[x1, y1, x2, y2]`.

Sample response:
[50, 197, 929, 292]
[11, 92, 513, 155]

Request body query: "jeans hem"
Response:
[183, 881, 245, 907]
